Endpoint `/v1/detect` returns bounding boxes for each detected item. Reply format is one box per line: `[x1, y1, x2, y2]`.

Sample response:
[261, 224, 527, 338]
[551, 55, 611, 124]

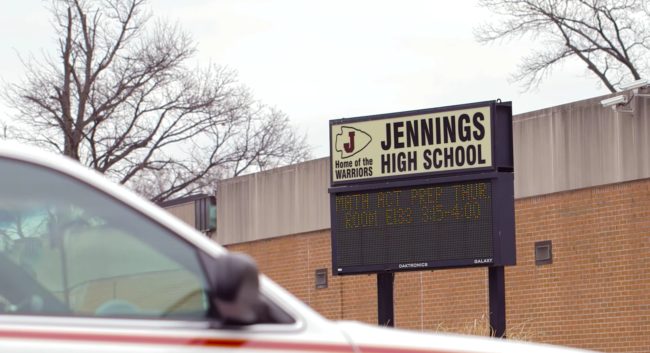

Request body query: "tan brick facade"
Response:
[227, 177, 650, 353]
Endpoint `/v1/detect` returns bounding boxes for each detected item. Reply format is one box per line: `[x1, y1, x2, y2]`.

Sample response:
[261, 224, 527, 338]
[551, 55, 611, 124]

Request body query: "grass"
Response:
[433, 315, 537, 342]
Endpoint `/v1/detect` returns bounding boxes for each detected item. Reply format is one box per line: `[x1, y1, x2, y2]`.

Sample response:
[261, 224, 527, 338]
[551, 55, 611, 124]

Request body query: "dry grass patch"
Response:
[434, 315, 537, 342]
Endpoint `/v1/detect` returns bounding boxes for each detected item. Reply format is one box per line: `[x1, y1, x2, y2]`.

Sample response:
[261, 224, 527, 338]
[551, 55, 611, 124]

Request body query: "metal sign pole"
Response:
[488, 266, 506, 338]
[377, 272, 394, 327]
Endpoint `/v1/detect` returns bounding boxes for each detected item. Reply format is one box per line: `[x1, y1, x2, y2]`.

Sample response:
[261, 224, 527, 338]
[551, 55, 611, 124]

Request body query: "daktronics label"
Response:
[331, 106, 492, 183]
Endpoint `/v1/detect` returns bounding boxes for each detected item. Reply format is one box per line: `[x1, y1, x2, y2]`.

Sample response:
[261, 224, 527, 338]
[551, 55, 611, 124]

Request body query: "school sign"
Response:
[330, 104, 495, 185]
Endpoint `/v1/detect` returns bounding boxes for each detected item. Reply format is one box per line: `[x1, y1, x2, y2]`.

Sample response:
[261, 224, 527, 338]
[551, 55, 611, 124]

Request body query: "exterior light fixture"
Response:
[619, 78, 649, 92]
[600, 78, 649, 116]
[600, 95, 627, 108]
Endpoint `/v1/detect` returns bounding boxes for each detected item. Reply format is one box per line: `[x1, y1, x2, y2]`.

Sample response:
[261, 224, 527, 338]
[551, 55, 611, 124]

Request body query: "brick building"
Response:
[168, 90, 650, 353]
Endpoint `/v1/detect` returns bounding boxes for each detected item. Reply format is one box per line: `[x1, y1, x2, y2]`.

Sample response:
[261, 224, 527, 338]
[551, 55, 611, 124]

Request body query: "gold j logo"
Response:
[335, 126, 372, 159]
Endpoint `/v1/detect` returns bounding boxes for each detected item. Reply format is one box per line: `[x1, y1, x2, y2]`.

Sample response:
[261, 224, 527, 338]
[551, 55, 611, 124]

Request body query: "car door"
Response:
[0, 154, 354, 353]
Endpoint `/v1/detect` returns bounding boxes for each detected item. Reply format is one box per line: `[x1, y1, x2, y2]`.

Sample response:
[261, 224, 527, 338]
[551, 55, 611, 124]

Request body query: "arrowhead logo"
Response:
[335, 126, 372, 159]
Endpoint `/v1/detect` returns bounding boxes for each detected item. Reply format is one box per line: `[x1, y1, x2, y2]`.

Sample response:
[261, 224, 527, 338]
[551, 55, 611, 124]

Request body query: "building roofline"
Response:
[158, 193, 214, 208]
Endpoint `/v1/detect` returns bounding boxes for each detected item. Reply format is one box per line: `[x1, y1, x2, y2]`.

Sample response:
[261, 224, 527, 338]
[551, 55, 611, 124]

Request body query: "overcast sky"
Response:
[0, 0, 606, 157]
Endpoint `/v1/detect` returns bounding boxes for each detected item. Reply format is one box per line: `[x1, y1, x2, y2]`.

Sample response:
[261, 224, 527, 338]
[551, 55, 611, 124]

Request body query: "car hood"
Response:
[335, 321, 597, 353]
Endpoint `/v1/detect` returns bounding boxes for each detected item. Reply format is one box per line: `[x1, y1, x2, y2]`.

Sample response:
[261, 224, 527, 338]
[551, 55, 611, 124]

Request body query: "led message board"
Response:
[331, 176, 514, 274]
[329, 101, 515, 275]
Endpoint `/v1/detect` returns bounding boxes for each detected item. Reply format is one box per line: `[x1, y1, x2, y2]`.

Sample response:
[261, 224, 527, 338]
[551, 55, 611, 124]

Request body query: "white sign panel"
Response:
[330, 105, 493, 183]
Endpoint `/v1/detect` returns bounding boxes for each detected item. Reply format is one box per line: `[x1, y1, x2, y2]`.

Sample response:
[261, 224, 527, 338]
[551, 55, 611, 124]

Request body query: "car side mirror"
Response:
[207, 252, 264, 325]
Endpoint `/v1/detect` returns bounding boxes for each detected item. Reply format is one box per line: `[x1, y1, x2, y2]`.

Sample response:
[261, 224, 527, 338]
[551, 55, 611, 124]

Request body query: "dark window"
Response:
[194, 196, 216, 233]
[534, 240, 553, 266]
[315, 269, 328, 289]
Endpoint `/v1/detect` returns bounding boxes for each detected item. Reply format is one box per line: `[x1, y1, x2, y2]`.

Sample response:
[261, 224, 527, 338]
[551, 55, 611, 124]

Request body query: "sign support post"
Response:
[488, 266, 506, 338]
[377, 272, 394, 327]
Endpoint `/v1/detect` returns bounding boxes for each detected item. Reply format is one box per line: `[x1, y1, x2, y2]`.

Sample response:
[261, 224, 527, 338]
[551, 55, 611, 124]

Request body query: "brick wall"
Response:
[506, 178, 650, 352]
[227, 178, 650, 353]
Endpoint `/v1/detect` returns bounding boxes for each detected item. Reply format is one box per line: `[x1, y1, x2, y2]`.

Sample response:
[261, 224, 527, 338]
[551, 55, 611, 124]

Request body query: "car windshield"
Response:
[0, 158, 210, 319]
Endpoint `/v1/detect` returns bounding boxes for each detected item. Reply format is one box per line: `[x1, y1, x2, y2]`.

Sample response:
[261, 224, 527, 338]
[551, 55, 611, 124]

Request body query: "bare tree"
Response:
[128, 103, 309, 201]
[476, 0, 650, 92]
[4, 0, 309, 202]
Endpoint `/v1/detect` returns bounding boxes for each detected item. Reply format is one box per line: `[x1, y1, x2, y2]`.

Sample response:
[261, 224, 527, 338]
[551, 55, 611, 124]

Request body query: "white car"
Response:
[0, 144, 596, 353]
